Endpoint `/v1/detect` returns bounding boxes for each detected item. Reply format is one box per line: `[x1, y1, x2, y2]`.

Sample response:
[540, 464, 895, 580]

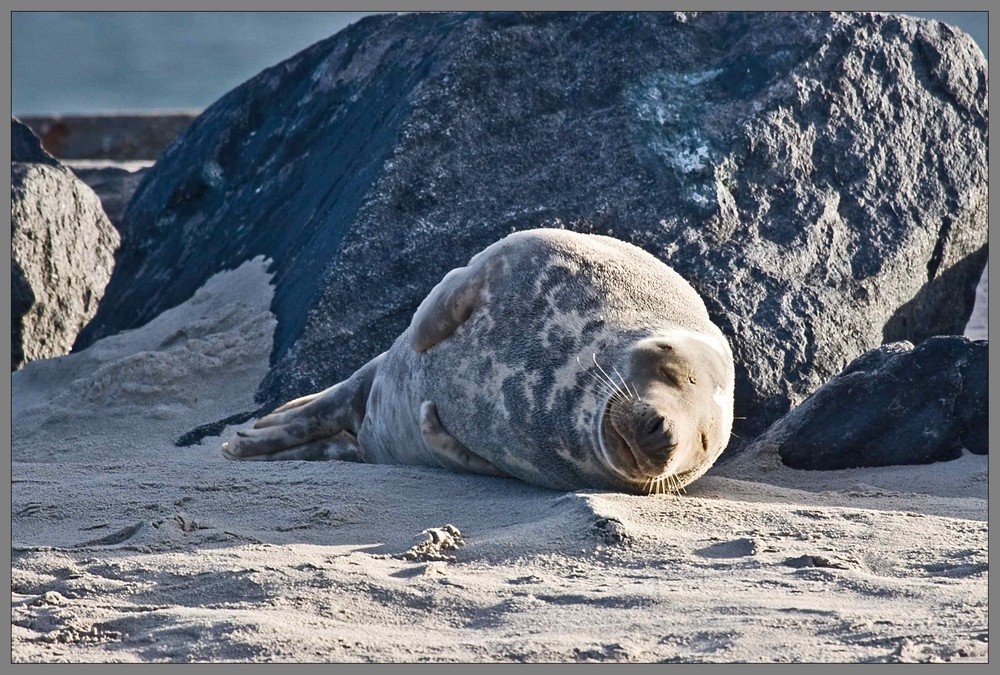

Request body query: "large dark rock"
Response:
[748, 337, 987, 469]
[11, 161, 120, 370]
[12, 118, 59, 166]
[74, 12, 988, 448]
[67, 163, 151, 233]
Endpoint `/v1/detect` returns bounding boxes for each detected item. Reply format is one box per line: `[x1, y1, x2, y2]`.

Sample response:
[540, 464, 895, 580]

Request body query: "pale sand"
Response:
[10, 258, 988, 663]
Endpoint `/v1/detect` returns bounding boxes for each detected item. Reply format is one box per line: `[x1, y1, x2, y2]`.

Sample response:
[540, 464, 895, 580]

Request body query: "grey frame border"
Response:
[3, 0, 993, 673]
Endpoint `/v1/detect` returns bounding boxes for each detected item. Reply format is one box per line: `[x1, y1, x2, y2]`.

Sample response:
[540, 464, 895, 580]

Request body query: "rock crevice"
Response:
[66, 12, 986, 448]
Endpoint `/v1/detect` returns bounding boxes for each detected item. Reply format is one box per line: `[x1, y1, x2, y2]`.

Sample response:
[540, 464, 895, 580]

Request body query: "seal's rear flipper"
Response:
[410, 258, 496, 352]
[222, 353, 384, 461]
[419, 401, 510, 477]
[225, 431, 361, 462]
[267, 390, 325, 416]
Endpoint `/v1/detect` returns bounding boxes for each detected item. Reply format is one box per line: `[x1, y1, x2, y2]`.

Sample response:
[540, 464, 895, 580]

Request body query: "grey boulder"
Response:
[70, 12, 988, 449]
[11, 161, 120, 370]
[67, 164, 151, 233]
[747, 337, 987, 469]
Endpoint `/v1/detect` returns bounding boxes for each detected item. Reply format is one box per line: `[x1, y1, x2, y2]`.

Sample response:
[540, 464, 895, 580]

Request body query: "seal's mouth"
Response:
[599, 400, 675, 482]
[600, 406, 641, 474]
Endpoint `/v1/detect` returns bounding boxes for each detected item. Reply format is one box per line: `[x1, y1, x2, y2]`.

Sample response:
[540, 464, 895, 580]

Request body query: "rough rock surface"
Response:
[747, 337, 987, 469]
[67, 163, 151, 233]
[73, 12, 988, 447]
[11, 161, 121, 370]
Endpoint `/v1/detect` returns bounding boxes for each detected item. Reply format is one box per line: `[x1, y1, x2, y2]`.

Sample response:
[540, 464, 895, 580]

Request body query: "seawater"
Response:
[12, 12, 987, 117]
[12, 12, 377, 116]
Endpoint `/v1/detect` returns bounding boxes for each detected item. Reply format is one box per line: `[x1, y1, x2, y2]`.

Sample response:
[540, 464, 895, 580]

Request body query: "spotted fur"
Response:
[224, 228, 735, 494]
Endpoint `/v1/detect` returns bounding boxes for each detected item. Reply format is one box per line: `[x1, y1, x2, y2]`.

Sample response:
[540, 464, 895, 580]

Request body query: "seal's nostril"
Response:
[646, 416, 664, 435]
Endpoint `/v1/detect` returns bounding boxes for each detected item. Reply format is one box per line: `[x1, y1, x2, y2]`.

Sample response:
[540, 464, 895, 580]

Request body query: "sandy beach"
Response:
[10, 258, 988, 663]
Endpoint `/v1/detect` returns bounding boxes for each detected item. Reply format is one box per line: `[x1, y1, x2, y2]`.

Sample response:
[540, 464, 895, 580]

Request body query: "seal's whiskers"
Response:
[571, 377, 612, 398]
[575, 355, 629, 403]
[588, 354, 624, 397]
[578, 371, 627, 402]
[610, 364, 638, 401]
[591, 353, 630, 402]
[669, 474, 687, 495]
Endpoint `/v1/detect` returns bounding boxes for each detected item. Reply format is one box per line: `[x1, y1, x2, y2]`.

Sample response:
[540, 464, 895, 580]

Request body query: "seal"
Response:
[222, 228, 735, 494]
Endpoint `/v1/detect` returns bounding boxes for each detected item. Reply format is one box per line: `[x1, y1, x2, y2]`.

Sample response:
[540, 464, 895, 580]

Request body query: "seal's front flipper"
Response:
[410, 258, 496, 352]
[419, 401, 510, 478]
[222, 353, 384, 461]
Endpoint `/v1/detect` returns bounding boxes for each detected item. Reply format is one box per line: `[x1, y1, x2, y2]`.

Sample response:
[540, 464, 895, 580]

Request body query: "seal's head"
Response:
[592, 330, 734, 494]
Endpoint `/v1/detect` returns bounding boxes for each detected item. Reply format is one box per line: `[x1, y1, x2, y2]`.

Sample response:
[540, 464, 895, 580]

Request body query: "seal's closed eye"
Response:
[223, 228, 734, 496]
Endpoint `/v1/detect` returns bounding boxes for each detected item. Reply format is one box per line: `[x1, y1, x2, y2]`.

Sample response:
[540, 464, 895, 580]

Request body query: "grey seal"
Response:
[223, 228, 735, 494]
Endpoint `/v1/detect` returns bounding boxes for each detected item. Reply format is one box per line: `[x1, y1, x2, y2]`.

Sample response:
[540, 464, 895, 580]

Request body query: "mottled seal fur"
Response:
[223, 228, 735, 494]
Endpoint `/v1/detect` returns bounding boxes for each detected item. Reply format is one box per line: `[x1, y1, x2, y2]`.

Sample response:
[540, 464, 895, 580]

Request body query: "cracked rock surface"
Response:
[73, 12, 987, 449]
[11, 134, 120, 370]
[747, 336, 987, 469]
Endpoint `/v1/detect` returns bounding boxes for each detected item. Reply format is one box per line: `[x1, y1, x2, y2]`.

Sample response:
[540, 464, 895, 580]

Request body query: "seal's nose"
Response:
[633, 412, 677, 462]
